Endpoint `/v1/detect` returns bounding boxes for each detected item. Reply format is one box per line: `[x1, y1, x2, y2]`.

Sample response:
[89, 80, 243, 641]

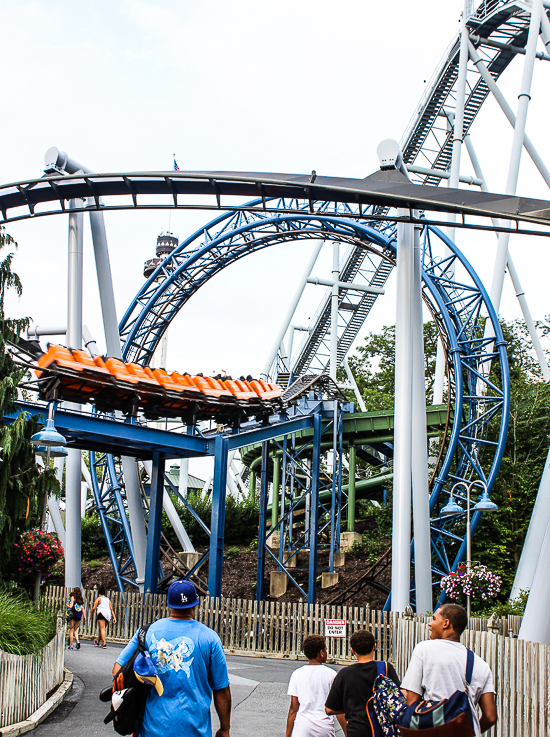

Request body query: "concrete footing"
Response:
[270, 571, 288, 598]
[321, 572, 339, 588]
[340, 532, 362, 552]
[181, 552, 204, 572]
[333, 552, 346, 567]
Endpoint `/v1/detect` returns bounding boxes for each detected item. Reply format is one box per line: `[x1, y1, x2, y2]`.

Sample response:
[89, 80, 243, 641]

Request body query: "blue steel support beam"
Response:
[208, 435, 229, 598]
[144, 452, 165, 594]
[256, 440, 270, 602]
[308, 412, 322, 605]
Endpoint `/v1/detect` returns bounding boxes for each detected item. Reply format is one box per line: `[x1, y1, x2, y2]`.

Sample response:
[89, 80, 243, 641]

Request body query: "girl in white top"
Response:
[90, 586, 116, 649]
[286, 635, 347, 737]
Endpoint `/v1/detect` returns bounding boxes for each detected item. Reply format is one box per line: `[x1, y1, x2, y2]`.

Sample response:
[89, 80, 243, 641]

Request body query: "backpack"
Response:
[101, 624, 152, 736]
[396, 649, 476, 737]
[367, 662, 407, 737]
[72, 603, 83, 621]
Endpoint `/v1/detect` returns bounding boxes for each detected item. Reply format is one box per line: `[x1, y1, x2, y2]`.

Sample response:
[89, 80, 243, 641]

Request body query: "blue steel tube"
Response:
[144, 452, 165, 594]
[308, 413, 322, 605]
[208, 435, 229, 598]
[256, 440, 271, 601]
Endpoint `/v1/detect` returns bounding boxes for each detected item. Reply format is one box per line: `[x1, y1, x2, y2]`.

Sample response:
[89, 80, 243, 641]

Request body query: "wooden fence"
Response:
[396, 617, 549, 737]
[43, 587, 543, 737]
[0, 618, 65, 729]
[43, 587, 398, 661]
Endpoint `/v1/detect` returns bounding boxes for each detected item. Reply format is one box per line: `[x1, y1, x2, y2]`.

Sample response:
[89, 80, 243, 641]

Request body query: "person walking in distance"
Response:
[285, 635, 347, 737]
[112, 580, 231, 737]
[66, 587, 86, 650]
[325, 630, 400, 737]
[91, 586, 116, 648]
[401, 603, 497, 736]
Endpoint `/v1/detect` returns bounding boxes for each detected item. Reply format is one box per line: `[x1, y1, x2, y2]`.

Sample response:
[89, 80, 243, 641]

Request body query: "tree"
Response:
[344, 318, 550, 601]
[0, 228, 59, 584]
[340, 321, 440, 410]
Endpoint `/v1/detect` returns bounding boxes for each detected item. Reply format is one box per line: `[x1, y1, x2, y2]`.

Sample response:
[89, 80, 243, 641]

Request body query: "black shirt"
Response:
[325, 661, 401, 737]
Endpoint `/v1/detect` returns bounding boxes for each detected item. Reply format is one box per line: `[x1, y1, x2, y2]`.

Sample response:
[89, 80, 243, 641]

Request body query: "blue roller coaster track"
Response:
[90, 195, 508, 602]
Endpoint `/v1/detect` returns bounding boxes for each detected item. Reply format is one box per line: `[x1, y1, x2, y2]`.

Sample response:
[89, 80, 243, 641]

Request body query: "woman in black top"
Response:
[325, 630, 400, 737]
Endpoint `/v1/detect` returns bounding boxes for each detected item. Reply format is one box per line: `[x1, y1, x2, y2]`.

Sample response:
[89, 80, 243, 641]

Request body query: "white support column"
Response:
[512, 445, 550, 598]
[179, 458, 189, 496]
[344, 358, 367, 413]
[392, 213, 414, 612]
[518, 514, 550, 644]
[468, 41, 550, 189]
[143, 460, 195, 553]
[260, 239, 324, 379]
[489, 0, 542, 315]
[64, 203, 83, 589]
[463, 134, 550, 382]
[330, 242, 340, 381]
[411, 220, 433, 614]
[121, 456, 147, 588]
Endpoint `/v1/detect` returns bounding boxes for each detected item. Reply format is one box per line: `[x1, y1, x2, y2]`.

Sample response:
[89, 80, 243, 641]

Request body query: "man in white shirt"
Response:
[285, 635, 346, 737]
[401, 603, 497, 736]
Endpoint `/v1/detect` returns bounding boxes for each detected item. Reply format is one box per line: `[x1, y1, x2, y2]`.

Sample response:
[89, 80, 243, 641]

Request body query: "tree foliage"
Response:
[346, 317, 550, 600]
[0, 228, 60, 582]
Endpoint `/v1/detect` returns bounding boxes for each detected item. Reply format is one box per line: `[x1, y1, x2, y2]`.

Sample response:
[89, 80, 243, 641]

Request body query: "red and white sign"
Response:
[324, 619, 346, 638]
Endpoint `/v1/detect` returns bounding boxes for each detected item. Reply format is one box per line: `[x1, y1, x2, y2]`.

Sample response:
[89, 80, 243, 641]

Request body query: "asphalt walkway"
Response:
[35, 641, 345, 737]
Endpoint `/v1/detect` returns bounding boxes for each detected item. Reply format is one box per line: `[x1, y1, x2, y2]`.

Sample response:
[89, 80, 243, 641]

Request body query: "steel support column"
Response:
[208, 435, 229, 598]
[348, 442, 356, 533]
[411, 221, 433, 614]
[256, 440, 271, 601]
[308, 412, 322, 605]
[64, 202, 83, 589]
[272, 454, 281, 533]
[143, 452, 165, 594]
[392, 214, 414, 612]
[518, 513, 550, 644]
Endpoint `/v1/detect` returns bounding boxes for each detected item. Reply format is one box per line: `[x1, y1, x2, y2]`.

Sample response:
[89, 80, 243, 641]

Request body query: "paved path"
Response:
[36, 642, 345, 737]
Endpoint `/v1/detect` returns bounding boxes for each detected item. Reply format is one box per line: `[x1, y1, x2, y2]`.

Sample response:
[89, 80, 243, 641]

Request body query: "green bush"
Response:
[224, 546, 241, 560]
[81, 513, 109, 560]
[0, 592, 57, 655]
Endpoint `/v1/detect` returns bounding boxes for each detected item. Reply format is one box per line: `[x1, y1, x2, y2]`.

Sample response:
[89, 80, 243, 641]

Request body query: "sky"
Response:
[2, 0, 550, 390]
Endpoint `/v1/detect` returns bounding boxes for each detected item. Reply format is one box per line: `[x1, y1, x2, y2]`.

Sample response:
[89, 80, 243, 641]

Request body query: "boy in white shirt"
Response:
[401, 603, 497, 736]
[285, 634, 347, 737]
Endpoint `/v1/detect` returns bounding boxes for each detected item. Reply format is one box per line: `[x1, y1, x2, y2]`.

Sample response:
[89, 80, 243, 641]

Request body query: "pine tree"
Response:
[0, 227, 59, 582]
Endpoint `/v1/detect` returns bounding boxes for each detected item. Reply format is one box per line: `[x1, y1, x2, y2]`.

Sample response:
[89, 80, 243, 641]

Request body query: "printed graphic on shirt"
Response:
[149, 633, 195, 677]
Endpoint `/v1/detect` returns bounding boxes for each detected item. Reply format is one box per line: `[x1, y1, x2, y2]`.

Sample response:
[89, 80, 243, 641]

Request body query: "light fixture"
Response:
[441, 497, 464, 516]
[473, 489, 498, 512]
[35, 445, 68, 458]
[30, 418, 67, 448]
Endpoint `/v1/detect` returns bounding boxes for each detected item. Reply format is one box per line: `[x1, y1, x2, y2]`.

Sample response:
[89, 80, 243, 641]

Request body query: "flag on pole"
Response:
[173, 155, 179, 171]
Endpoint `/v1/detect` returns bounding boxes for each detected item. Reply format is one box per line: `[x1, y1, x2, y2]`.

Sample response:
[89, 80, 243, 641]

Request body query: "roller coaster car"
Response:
[34, 344, 283, 424]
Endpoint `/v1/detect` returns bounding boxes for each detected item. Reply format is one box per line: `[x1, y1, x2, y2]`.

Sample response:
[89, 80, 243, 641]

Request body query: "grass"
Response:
[0, 592, 58, 655]
[86, 560, 105, 569]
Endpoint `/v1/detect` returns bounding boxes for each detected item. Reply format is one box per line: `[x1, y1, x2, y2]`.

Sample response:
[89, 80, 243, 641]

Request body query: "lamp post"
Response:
[441, 480, 498, 619]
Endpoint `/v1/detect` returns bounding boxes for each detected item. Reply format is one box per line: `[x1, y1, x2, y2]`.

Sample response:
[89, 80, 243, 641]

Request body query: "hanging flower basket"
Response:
[440, 563, 502, 603]
[14, 529, 64, 580]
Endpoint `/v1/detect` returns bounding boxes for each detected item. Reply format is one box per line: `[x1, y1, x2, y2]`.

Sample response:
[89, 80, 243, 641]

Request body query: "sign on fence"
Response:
[325, 619, 346, 638]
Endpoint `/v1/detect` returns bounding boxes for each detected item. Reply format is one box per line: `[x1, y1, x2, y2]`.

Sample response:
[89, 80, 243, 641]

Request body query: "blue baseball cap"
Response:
[167, 580, 200, 609]
[134, 652, 164, 696]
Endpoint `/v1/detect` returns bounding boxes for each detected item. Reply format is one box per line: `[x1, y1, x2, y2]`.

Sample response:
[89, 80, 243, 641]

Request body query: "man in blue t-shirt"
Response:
[113, 581, 231, 737]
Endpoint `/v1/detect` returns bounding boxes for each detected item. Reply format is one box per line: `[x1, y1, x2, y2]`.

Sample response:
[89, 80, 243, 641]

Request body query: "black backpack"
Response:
[100, 624, 152, 736]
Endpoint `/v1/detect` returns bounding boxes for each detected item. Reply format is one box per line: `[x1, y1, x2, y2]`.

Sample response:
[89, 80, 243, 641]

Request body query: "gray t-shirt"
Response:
[401, 639, 495, 737]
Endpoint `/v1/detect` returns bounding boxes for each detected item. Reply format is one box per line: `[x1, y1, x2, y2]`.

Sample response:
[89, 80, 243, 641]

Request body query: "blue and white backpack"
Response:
[367, 661, 407, 737]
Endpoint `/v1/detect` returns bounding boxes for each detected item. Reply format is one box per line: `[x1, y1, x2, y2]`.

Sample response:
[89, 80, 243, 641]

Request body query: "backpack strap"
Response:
[464, 649, 474, 693]
[375, 661, 387, 678]
[137, 623, 152, 652]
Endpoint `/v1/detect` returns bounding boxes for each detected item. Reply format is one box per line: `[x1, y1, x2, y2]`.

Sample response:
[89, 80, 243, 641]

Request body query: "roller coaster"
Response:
[7, 2, 550, 623]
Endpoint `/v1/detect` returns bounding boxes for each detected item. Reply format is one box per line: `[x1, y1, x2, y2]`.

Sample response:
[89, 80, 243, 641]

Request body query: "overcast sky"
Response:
[2, 0, 550, 387]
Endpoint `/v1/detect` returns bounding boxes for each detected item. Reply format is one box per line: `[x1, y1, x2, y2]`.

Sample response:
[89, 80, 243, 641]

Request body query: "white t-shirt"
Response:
[96, 596, 111, 621]
[401, 639, 495, 737]
[287, 664, 338, 737]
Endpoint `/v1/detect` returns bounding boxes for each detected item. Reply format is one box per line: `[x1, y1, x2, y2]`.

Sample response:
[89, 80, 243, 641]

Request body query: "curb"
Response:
[0, 669, 74, 737]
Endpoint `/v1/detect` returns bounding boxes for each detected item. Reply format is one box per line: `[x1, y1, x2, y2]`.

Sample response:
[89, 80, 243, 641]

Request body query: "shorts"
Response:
[97, 613, 110, 623]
